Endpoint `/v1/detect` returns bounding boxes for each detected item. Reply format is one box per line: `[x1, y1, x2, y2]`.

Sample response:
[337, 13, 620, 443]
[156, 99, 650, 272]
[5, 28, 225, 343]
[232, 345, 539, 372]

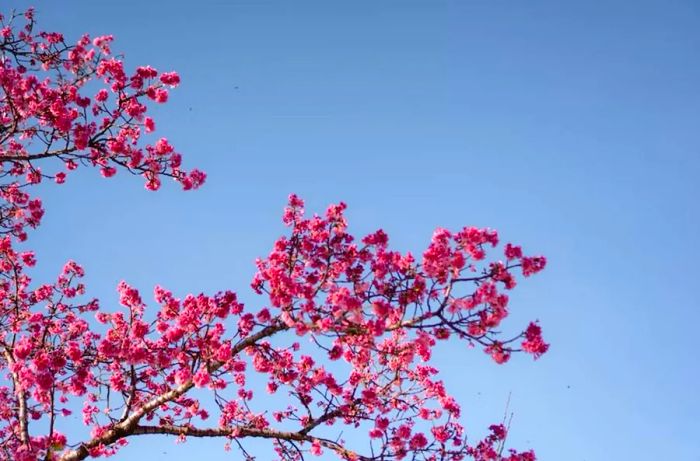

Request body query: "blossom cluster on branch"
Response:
[0, 9, 548, 461]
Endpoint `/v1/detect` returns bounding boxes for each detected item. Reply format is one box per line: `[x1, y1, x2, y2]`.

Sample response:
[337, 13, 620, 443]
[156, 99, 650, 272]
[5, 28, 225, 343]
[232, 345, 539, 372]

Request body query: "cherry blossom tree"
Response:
[0, 9, 548, 461]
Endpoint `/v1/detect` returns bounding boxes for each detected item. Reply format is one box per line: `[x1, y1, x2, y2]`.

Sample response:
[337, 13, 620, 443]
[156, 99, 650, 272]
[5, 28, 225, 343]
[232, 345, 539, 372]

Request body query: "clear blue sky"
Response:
[7, 1, 699, 459]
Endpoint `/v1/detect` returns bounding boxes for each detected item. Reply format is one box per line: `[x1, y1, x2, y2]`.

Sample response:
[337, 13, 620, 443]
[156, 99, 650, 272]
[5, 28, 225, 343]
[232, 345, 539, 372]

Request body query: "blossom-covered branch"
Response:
[0, 9, 204, 240]
[0, 9, 547, 461]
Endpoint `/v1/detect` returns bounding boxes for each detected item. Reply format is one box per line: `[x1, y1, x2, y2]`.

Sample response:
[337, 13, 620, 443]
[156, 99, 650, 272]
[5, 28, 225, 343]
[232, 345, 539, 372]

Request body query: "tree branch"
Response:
[131, 423, 369, 461]
[59, 322, 288, 461]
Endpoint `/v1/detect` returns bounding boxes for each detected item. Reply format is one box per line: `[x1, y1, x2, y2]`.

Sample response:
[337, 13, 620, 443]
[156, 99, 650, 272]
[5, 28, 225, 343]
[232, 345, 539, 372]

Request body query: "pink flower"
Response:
[100, 166, 117, 178]
[504, 243, 523, 260]
[145, 174, 161, 191]
[144, 117, 155, 133]
[409, 433, 428, 449]
[154, 138, 174, 155]
[522, 322, 549, 359]
[95, 89, 109, 102]
[20, 252, 36, 266]
[193, 368, 211, 388]
[160, 71, 181, 86]
[26, 169, 42, 184]
[522, 256, 547, 276]
[153, 88, 168, 103]
[310, 440, 323, 456]
[485, 342, 510, 364]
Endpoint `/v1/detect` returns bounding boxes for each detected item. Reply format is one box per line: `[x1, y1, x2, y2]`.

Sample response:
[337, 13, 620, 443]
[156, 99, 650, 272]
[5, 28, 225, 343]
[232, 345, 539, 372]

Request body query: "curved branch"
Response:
[131, 424, 370, 461]
[59, 322, 287, 461]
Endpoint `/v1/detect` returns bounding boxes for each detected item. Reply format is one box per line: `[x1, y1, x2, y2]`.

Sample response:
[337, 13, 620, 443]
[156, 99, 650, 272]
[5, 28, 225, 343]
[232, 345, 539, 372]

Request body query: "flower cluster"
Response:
[0, 9, 204, 239]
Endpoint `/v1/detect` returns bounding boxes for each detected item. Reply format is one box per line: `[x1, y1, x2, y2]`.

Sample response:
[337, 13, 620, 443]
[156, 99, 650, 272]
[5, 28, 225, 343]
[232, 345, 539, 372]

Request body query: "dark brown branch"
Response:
[59, 322, 288, 461]
[130, 424, 370, 461]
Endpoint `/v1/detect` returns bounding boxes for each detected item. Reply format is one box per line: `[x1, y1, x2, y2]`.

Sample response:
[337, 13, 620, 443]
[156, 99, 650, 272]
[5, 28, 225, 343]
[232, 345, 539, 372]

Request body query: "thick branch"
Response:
[2, 348, 30, 448]
[131, 424, 369, 461]
[59, 322, 287, 461]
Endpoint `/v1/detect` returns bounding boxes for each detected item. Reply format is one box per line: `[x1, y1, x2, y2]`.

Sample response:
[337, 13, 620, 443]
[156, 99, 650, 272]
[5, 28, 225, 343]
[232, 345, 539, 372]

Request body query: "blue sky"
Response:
[6, 1, 700, 459]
